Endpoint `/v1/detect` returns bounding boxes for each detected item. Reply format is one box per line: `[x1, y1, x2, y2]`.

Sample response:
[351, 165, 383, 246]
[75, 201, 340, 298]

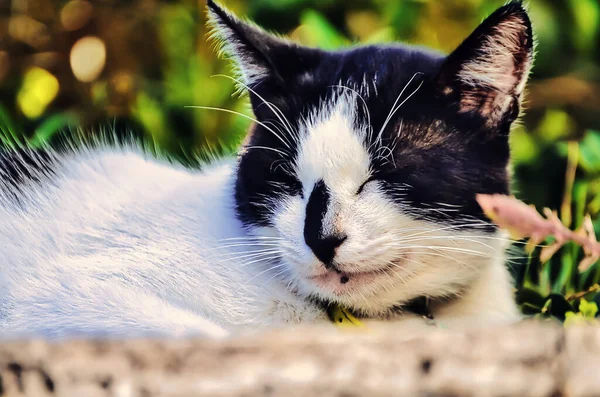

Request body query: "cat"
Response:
[0, 0, 534, 339]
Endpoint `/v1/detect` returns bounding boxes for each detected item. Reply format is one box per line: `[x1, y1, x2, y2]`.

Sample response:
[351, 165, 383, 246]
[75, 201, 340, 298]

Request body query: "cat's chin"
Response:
[305, 263, 398, 298]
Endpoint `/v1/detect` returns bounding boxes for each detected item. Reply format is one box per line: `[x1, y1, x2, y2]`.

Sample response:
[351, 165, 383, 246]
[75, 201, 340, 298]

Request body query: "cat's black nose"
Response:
[303, 179, 347, 266]
[306, 235, 347, 266]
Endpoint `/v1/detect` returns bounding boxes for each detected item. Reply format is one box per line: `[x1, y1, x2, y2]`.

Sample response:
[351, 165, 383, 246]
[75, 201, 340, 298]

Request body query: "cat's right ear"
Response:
[435, 1, 534, 128]
[206, 0, 320, 88]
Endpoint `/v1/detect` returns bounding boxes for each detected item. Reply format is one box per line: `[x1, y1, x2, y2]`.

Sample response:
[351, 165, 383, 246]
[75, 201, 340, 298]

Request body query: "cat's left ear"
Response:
[206, 0, 320, 88]
[437, 1, 535, 127]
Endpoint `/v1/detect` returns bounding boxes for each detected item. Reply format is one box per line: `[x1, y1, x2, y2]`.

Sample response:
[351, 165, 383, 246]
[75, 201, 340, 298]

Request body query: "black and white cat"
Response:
[0, 0, 534, 338]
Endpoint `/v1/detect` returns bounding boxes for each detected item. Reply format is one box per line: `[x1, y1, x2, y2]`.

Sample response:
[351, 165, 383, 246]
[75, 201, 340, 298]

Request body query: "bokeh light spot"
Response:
[70, 36, 106, 83]
[8, 15, 50, 48]
[61, 0, 93, 31]
[17, 67, 59, 119]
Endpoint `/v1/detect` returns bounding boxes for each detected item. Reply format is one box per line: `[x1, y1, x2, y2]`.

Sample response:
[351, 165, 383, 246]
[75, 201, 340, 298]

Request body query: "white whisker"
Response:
[376, 72, 423, 144]
[185, 105, 293, 154]
[212, 74, 298, 142]
[246, 263, 288, 283]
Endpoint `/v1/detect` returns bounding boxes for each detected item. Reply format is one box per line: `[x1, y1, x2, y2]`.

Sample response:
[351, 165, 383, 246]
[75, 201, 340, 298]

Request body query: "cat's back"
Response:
[0, 145, 256, 338]
[0, 144, 242, 260]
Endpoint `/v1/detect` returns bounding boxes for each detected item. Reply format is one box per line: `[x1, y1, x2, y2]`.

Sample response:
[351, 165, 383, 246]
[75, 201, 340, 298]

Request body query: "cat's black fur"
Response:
[207, 0, 534, 232]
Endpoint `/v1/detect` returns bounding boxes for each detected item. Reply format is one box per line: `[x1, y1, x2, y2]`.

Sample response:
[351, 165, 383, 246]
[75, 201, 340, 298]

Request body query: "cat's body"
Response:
[0, 147, 324, 338]
[0, 1, 534, 339]
[0, 145, 517, 338]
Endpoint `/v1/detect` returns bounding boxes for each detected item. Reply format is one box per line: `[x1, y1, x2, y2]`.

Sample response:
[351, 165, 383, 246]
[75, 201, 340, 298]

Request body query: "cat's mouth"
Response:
[307, 262, 399, 296]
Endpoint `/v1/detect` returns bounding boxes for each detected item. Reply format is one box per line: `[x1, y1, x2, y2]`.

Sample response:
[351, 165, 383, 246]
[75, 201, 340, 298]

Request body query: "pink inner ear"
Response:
[458, 19, 528, 93]
[458, 83, 516, 124]
[455, 16, 533, 124]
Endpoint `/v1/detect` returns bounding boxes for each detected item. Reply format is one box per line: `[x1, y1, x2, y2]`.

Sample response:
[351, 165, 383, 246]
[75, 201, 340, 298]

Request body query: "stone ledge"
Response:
[0, 321, 599, 397]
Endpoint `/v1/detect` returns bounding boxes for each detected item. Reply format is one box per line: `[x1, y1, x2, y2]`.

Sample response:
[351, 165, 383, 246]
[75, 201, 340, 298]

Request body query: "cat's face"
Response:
[208, 0, 534, 315]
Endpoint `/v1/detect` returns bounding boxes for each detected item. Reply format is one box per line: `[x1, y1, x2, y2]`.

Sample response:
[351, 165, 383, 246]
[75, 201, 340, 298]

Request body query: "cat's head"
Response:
[207, 0, 534, 315]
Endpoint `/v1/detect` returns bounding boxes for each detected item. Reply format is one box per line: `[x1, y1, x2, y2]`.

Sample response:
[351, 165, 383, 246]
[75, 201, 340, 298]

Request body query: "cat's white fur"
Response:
[0, 93, 520, 339]
[0, 147, 326, 339]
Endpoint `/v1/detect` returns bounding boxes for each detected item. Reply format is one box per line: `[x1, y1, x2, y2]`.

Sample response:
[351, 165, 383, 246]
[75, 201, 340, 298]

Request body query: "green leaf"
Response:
[510, 126, 539, 165]
[553, 243, 575, 294]
[579, 130, 600, 174]
[564, 311, 585, 326]
[0, 104, 22, 148]
[588, 193, 600, 215]
[364, 27, 396, 44]
[27, 113, 80, 148]
[535, 109, 574, 142]
[573, 182, 588, 232]
[299, 10, 348, 50]
[132, 92, 168, 150]
[578, 298, 599, 318]
[543, 294, 575, 321]
[569, 0, 600, 54]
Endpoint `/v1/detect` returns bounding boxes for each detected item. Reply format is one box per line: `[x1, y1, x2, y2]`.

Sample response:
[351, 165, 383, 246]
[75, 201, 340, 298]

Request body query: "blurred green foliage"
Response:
[1, 0, 600, 322]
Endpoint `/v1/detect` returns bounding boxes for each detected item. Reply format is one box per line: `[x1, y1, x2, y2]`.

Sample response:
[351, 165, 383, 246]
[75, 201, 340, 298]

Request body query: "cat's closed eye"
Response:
[356, 178, 375, 195]
[287, 176, 304, 198]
